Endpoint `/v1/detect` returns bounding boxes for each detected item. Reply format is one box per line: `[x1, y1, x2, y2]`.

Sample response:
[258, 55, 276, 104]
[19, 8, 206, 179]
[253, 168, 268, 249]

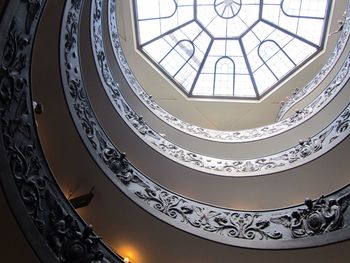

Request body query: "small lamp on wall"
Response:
[68, 187, 94, 209]
[33, 101, 43, 114]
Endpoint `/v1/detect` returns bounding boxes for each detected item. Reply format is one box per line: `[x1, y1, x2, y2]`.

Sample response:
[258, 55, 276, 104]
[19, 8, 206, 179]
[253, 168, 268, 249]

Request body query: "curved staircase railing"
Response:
[89, 0, 350, 176]
[61, 0, 350, 249]
[0, 0, 122, 261]
[108, 0, 350, 143]
[1, 0, 350, 256]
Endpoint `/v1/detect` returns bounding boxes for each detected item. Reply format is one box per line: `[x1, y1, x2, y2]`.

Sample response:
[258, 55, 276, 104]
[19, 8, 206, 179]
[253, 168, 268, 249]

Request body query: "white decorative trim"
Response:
[108, 0, 350, 143]
[85, 0, 350, 176]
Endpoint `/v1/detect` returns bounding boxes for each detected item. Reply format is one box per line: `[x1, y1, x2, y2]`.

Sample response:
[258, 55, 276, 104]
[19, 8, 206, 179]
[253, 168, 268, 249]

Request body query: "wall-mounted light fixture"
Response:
[33, 101, 43, 114]
[68, 187, 94, 209]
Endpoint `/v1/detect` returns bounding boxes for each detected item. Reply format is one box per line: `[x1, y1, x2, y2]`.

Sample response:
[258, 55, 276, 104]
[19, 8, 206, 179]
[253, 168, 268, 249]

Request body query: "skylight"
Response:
[133, 0, 331, 99]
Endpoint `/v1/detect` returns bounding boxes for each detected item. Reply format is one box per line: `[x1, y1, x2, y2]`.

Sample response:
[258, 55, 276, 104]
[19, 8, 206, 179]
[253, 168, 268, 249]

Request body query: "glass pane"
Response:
[133, 0, 330, 99]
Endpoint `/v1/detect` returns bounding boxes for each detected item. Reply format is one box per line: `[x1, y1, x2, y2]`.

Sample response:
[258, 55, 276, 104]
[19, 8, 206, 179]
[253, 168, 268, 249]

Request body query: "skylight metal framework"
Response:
[133, 0, 331, 100]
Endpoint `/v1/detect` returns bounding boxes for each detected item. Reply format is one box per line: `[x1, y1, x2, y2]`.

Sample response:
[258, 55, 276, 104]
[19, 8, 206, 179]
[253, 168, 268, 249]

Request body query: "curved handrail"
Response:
[90, 0, 350, 176]
[277, 11, 350, 121]
[108, 0, 350, 143]
[0, 0, 122, 262]
[61, 0, 350, 249]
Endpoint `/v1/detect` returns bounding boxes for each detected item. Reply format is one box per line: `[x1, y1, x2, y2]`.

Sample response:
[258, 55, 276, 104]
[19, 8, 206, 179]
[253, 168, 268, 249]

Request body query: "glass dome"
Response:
[133, 0, 331, 99]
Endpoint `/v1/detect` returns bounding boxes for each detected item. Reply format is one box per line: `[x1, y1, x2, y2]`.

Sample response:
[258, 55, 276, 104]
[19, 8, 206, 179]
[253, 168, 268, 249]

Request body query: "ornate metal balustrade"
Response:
[277, 10, 350, 121]
[108, 0, 350, 143]
[89, 0, 350, 176]
[0, 0, 122, 262]
[61, 0, 350, 248]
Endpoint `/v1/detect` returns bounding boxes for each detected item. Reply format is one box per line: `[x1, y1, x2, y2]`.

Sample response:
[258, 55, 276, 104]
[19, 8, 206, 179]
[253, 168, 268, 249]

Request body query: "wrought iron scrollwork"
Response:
[271, 194, 350, 238]
[87, 0, 350, 176]
[108, 0, 350, 143]
[135, 188, 283, 240]
[60, 0, 350, 249]
[0, 0, 121, 261]
[277, 6, 350, 121]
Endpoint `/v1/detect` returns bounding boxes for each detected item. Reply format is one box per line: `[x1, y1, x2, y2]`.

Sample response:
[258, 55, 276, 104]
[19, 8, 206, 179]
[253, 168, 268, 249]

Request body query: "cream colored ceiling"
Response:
[117, 0, 347, 130]
[23, 0, 350, 262]
[31, 0, 350, 209]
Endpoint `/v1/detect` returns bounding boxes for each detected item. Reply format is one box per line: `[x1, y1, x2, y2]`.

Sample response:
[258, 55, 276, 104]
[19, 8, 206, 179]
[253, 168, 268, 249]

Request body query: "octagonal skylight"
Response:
[133, 0, 331, 99]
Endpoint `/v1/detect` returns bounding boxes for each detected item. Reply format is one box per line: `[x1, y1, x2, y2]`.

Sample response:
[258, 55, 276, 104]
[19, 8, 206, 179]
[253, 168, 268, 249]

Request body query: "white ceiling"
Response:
[19, 0, 350, 262]
[117, 0, 348, 130]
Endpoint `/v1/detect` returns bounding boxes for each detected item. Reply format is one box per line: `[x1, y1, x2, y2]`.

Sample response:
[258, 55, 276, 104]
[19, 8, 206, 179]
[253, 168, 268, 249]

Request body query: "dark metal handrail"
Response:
[61, 0, 350, 249]
[0, 0, 122, 262]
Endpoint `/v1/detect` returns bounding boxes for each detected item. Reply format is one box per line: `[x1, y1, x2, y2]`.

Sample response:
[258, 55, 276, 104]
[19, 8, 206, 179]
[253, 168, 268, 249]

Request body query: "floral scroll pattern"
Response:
[108, 0, 350, 143]
[60, 0, 350, 248]
[85, 0, 350, 176]
[0, 0, 120, 261]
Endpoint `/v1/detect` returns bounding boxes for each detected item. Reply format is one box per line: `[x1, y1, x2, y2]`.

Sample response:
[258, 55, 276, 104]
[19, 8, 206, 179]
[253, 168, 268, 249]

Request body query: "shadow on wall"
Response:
[0, 188, 39, 262]
[0, 1, 8, 19]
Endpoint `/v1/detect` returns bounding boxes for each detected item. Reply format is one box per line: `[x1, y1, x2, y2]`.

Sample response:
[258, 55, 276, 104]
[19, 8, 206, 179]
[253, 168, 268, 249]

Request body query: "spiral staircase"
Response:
[1, 0, 350, 262]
